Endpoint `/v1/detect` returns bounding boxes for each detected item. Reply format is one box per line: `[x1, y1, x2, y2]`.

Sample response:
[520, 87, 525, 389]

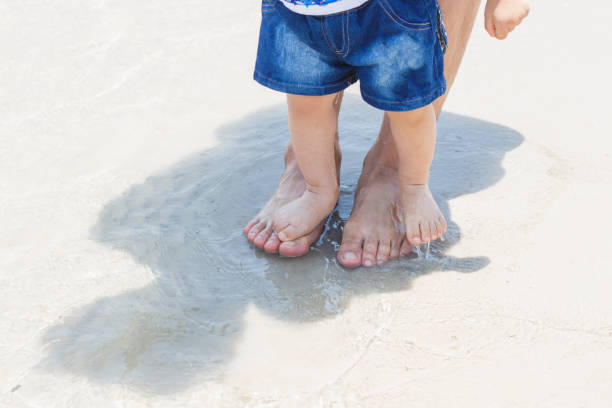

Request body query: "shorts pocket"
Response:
[262, 0, 278, 13]
[377, 0, 432, 31]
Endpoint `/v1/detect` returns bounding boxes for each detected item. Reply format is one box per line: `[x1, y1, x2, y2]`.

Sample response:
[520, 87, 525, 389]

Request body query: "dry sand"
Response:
[1, 1, 612, 407]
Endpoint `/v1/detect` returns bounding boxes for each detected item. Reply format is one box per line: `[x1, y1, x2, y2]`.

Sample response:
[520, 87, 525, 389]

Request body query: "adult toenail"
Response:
[283, 241, 296, 246]
[364, 259, 373, 267]
[377, 260, 384, 265]
[278, 232, 288, 241]
[342, 252, 358, 261]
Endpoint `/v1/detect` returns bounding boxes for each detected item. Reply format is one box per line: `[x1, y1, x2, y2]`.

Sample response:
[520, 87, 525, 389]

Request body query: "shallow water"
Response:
[5, 1, 612, 405]
[37, 99, 520, 395]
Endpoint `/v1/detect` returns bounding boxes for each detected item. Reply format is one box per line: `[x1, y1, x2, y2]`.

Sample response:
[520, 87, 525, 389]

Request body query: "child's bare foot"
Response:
[400, 183, 447, 246]
[386, 105, 444, 247]
[243, 143, 341, 257]
[243, 147, 308, 253]
[274, 186, 339, 242]
[269, 92, 341, 249]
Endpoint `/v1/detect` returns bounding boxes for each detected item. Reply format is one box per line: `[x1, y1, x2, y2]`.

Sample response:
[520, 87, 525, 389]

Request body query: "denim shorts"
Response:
[254, 0, 448, 111]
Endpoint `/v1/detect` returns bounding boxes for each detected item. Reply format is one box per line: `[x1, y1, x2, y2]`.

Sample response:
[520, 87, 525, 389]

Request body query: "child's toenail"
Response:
[283, 241, 296, 247]
[377, 260, 384, 265]
[364, 259, 373, 267]
[278, 232, 287, 241]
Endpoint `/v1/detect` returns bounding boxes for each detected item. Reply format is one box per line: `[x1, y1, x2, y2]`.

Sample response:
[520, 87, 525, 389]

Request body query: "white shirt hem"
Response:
[280, 0, 370, 16]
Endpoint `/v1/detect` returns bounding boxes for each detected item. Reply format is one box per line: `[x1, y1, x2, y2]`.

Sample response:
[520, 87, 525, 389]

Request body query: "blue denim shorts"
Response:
[254, 0, 448, 111]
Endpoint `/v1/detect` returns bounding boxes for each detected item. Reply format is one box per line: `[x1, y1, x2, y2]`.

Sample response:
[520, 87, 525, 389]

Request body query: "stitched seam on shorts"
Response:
[255, 70, 357, 89]
[321, 18, 342, 55]
[262, 0, 277, 13]
[382, 0, 430, 26]
[377, 0, 431, 30]
[340, 13, 346, 55]
[361, 85, 445, 104]
[343, 12, 350, 58]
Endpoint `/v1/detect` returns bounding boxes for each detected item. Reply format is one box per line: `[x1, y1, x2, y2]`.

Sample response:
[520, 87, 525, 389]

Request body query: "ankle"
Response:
[398, 173, 429, 186]
[305, 183, 339, 203]
[307, 181, 339, 194]
[284, 145, 296, 165]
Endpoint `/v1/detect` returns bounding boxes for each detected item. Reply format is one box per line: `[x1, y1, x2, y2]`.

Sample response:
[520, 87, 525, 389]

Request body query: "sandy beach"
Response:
[2, 1, 612, 406]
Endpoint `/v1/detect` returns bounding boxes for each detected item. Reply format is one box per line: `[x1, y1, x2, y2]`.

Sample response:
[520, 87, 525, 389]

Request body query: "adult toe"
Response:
[361, 239, 378, 267]
[338, 235, 363, 268]
[376, 239, 391, 265]
[390, 240, 401, 259]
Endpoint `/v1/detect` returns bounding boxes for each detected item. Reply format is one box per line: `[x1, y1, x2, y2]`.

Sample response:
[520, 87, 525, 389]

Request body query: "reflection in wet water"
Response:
[40, 97, 522, 394]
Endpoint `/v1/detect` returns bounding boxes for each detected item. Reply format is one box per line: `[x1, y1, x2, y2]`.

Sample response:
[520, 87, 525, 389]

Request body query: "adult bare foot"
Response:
[337, 121, 413, 268]
[337, 0, 482, 267]
[244, 143, 341, 257]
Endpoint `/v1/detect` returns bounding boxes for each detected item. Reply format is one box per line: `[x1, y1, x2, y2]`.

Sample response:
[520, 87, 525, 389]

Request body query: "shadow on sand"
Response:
[39, 96, 522, 393]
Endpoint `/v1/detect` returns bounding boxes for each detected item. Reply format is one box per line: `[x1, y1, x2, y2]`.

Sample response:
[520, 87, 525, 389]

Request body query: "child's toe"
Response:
[406, 219, 421, 245]
[419, 221, 432, 243]
[438, 216, 447, 234]
[247, 222, 266, 242]
[254, 226, 273, 248]
[428, 221, 438, 241]
[244, 218, 259, 235]
[277, 223, 302, 242]
[263, 233, 281, 253]
[430, 221, 438, 240]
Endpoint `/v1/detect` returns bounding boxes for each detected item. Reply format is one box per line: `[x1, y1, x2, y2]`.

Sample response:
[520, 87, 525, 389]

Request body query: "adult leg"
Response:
[337, 0, 481, 267]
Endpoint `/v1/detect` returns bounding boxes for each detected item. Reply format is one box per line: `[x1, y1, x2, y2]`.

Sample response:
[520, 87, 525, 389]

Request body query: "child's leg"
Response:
[386, 104, 447, 246]
[273, 93, 341, 242]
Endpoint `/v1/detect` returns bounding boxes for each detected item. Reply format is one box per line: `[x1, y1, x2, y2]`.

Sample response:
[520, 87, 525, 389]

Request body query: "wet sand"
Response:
[2, 1, 612, 407]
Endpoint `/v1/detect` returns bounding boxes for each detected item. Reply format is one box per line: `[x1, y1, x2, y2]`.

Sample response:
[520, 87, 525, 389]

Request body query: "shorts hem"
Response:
[360, 84, 446, 111]
[254, 70, 358, 96]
